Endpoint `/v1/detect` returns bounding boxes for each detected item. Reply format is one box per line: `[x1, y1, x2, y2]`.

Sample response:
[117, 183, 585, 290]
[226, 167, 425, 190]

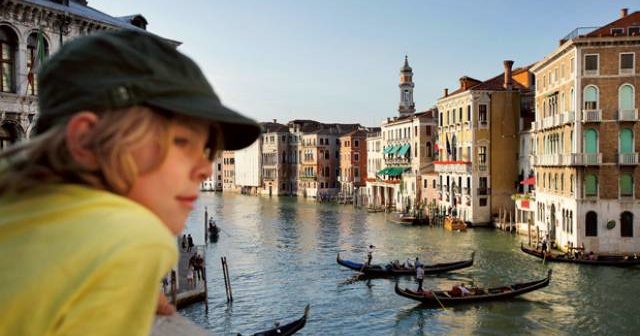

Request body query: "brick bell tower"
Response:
[398, 55, 415, 117]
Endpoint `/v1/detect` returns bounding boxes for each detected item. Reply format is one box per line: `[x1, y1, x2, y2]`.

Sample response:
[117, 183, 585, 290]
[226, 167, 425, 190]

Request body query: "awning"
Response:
[383, 146, 393, 154]
[520, 176, 536, 185]
[388, 145, 401, 155]
[377, 167, 390, 175]
[386, 167, 409, 177]
[397, 144, 410, 156]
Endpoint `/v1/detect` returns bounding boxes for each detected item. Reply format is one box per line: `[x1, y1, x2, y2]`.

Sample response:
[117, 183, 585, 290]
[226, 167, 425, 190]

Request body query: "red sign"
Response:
[521, 199, 530, 209]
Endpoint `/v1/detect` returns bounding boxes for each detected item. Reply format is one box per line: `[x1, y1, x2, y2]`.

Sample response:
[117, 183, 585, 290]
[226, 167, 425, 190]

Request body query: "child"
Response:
[0, 30, 260, 335]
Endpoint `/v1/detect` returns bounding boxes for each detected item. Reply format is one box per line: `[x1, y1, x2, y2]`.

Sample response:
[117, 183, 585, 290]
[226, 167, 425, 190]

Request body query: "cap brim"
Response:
[146, 96, 262, 150]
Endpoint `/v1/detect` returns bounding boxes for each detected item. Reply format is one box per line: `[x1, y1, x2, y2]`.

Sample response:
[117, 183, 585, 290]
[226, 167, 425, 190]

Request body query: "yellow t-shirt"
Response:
[0, 184, 177, 336]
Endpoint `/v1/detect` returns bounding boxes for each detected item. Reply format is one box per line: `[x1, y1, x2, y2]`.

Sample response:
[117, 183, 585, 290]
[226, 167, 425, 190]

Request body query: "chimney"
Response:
[443, 88, 449, 97]
[273, 119, 277, 123]
[503, 60, 514, 89]
[621, 8, 628, 18]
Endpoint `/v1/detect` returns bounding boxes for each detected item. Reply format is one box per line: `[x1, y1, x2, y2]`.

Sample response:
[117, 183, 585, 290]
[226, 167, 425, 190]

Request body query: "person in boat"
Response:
[416, 264, 425, 292]
[587, 251, 597, 261]
[451, 283, 471, 297]
[366, 245, 375, 265]
[403, 258, 413, 269]
[0, 30, 261, 336]
[415, 257, 422, 268]
[391, 259, 401, 269]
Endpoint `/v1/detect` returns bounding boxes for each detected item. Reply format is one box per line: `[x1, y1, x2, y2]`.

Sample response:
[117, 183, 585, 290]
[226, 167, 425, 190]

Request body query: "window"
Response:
[584, 54, 599, 74]
[570, 174, 574, 193]
[26, 32, 49, 95]
[459, 107, 462, 122]
[584, 128, 598, 154]
[629, 26, 640, 36]
[585, 211, 598, 237]
[619, 84, 635, 115]
[583, 86, 598, 110]
[354, 168, 359, 178]
[612, 27, 624, 35]
[584, 174, 598, 197]
[432, 180, 436, 188]
[439, 112, 443, 126]
[478, 146, 487, 164]
[479, 198, 487, 206]
[354, 153, 359, 162]
[620, 53, 634, 74]
[479, 105, 488, 125]
[467, 105, 471, 121]
[620, 173, 633, 197]
[621, 211, 633, 237]
[423, 179, 428, 188]
[0, 26, 18, 93]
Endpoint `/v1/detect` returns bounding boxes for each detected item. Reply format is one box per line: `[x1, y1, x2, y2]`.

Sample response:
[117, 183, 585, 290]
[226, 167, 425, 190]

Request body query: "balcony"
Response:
[542, 116, 554, 129]
[478, 163, 488, 172]
[434, 161, 472, 174]
[618, 109, 638, 121]
[537, 154, 562, 166]
[619, 153, 639, 165]
[529, 155, 537, 165]
[582, 153, 602, 165]
[560, 111, 575, 125]
[582, 109, 602, 122]
[530, 121, 537, 131]
[561, 153, 582, 165]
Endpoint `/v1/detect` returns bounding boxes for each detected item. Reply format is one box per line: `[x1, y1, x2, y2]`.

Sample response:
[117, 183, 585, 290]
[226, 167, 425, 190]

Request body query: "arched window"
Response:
[426, 142, 432, 157]
[554, 173, 558, 191]
[570, 174, 574, 193]
[586, 211, 598, 237]
[620, 173, 633, 197]
[621, 211, 633, 237]
[0, 26, 18, 93]
[585, 174, 598, 197]
[619, 84, 635, 112]
[619, 128, 634, 154]
[583, 86, 598, 110]
[584, 128, 598, 153]
[26, 31, 49, 95]
[560, 173, 564, 191]
[570, 88, 575, 111]
[543, 173, 546, 188]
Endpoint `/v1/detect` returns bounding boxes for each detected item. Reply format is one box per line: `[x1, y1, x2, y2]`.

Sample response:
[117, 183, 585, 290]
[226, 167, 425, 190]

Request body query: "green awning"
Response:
[383, 146, 393, 154]
[377, 167, 389, 175]
[397, 144, 410, 156]
[387, 167, 409, 177]
[388, 144, 401, 154]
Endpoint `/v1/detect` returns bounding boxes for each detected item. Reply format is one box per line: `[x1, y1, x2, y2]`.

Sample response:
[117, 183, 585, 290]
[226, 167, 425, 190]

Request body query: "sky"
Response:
[91, 0, 638, 127]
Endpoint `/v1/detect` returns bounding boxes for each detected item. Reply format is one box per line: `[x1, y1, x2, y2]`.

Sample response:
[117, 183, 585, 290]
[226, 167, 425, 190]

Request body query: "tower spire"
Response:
[398, 55, 415, 117]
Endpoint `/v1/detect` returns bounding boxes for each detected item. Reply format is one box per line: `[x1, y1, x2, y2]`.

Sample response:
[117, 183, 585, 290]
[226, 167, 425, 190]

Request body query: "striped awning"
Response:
[397, 144, 410, 156]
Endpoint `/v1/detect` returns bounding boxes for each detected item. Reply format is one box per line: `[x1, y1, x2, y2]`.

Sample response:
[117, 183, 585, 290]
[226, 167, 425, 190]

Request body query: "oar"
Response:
[432, 291, 447, 311]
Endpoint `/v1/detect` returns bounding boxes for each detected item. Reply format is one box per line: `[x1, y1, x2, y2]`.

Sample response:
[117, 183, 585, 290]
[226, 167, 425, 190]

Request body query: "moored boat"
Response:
[336, 251, 474, 276]
[249, 304, 309, 336]
[520, 243, 640, 267]
[394, 270, 551, 307]
[444, 216, 466, 231]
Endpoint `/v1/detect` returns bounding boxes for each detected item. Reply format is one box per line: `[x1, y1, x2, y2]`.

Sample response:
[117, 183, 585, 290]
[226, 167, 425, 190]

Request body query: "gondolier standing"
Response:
[366, 245, 375, 265]
[416, 264, 425, 292]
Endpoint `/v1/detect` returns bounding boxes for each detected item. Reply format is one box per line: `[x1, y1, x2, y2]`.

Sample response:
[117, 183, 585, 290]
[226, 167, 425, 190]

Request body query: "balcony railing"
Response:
[537, 154, 562, 166]
[582, 153, 602, 165]
[434, 161, 472, 174]
[618, 109, 638, 121]
[619, 153, 639, 165]
[582, 109, 602, 122]
[531, 121, 537, 131]
[543, 116, 554, 129]
[478, 163, 488, 172]
[561, 153, 582, 165]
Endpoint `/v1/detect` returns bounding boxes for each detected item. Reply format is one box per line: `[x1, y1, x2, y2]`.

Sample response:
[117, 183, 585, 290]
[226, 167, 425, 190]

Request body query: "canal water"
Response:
[180, 193, 638, 335]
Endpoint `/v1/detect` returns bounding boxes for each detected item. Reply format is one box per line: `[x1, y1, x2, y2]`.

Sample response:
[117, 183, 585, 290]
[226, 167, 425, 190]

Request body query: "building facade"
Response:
[436, 61, 534, 225]
[0, 0, 175, 148]
[338, 129, 368, 198]
[531, 8, 640, 253]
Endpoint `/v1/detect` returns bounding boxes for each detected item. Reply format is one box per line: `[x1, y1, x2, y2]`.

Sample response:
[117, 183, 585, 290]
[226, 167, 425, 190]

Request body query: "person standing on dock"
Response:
[0, 30, 261, 336]
[187, 234, 194, 252]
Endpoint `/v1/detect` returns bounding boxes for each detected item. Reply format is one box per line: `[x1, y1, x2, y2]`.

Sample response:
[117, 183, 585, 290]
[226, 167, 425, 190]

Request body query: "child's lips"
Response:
[176, 195, 198, 209]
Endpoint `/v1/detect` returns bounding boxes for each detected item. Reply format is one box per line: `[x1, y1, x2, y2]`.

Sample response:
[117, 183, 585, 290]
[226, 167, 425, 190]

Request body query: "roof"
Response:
[586, 10, 640, 38]
[444, 64, 534, 98]
[22, 0, 180, 45]
[260, 122, 288, 133]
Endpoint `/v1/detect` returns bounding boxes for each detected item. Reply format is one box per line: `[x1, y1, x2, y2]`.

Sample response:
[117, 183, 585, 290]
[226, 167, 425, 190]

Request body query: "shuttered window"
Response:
[620, 173, 633, 197]
[585, 174, 598, 197]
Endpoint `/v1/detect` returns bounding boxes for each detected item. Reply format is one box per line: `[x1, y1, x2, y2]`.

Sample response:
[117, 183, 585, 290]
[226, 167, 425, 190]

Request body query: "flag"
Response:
[27, 28, 46, 92]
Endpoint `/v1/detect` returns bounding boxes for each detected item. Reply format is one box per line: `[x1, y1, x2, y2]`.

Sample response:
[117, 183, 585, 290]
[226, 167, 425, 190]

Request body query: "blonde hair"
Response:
[0, 106, 221, 196]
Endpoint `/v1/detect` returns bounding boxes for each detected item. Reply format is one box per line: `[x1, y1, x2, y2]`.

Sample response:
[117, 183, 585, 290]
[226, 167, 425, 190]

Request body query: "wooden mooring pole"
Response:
[221, 257, 233, 302]
[204, 207, 208, 245]
[202, 266, 209, 312]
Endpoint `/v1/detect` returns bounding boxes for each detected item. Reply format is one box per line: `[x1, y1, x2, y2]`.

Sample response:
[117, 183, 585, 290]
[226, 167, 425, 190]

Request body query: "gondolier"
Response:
[416, 264, 425, 292]
[366, 245, 375, 265]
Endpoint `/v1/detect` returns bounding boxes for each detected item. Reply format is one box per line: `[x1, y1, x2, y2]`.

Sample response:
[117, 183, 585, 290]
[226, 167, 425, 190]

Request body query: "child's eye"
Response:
[173, 137, 190, 146]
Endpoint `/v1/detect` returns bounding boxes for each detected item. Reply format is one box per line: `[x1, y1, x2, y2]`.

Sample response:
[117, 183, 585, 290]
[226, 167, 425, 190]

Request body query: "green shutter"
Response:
[584, 129, 598, 153]
[619, 85, 634, 110]
[620, 128, 633, 154]
[585, 174, 597, 196]
[620, 174, 633, 196]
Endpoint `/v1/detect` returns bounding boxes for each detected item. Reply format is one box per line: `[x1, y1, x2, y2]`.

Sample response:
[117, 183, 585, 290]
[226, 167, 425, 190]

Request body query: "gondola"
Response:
[250, 304, 309, 336]
[520, 243, 640, 267]
[394, 270, 551, 307]
[336, 251, 474, 276]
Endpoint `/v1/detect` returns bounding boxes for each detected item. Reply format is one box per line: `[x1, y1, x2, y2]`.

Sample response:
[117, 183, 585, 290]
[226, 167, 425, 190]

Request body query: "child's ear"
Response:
[65, 112, 100, 170]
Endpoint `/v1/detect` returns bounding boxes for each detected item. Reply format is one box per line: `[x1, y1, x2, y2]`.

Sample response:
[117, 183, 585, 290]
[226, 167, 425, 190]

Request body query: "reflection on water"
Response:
[180, 193, 638, 335]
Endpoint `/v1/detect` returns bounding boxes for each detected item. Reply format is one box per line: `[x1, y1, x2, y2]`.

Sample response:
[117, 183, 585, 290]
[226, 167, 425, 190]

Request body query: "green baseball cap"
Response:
[36, 29, 261, 150]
